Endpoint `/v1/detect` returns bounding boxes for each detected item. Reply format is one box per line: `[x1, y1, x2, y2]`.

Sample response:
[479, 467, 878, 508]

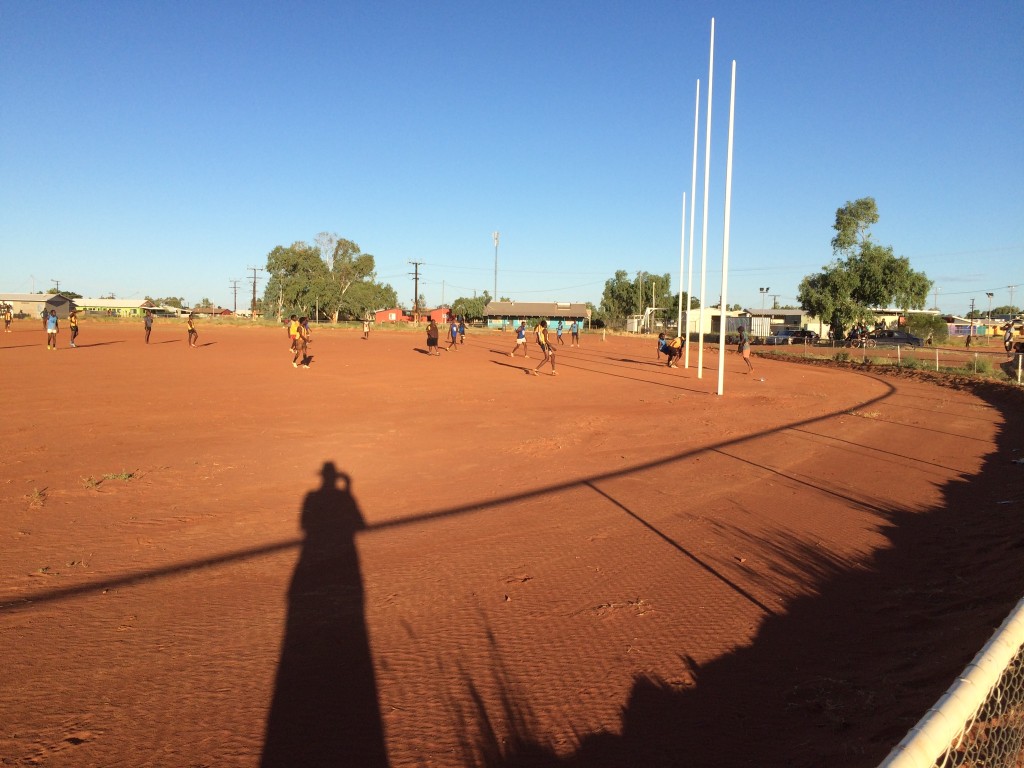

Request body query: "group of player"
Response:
[424, 316, 468, 356]
[656, 325, 755, 374]
[26, 308, 200, 350]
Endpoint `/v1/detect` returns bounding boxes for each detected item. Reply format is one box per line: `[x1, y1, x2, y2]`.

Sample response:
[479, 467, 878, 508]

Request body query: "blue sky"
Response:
[2, 1, 1021, 316]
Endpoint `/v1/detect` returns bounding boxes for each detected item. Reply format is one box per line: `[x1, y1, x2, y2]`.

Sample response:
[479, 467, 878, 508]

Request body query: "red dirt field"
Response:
[2, 320, 1023, 768]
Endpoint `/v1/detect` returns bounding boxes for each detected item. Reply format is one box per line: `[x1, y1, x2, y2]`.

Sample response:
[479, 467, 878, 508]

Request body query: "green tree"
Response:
[600, 270, 677, 328]
[47, 288, 83, 299]
[326, 238, 377, 322]
[263, 242, 339, 321]
[451, 291, 492, 321]
[147, 296, 186, 308]
[992, 304, 1021, 316]
[798, 197, 931, 337]
[339, 280, 398, 320]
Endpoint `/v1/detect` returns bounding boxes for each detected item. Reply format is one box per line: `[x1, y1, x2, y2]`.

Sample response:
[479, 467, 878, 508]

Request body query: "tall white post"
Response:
[684, 79, 700, 369]
[716, 60, 737, 396]
[676, 192, 686, 332]
[697, 18, 715, 379]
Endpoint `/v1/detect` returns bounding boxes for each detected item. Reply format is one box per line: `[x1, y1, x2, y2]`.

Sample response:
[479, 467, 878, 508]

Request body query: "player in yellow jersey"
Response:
[532, 320, 557, 376]
[69, 310, 79, 348]
[187, 313, 198, 347]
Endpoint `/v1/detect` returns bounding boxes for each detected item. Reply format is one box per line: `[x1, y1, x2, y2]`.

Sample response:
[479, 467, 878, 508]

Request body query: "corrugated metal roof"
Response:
[0, 293, 72, 303]
[484, 301, 591, 318]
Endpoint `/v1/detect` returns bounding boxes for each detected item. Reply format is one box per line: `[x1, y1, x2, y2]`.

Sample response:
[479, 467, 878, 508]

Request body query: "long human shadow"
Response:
[260, 462, 387, 767]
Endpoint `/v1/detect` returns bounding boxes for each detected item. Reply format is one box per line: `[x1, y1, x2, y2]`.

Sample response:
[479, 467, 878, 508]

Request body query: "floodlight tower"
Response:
[986, 292, 994, 320]
[759, 287, 769, 311]
[492, 231, 500, 301]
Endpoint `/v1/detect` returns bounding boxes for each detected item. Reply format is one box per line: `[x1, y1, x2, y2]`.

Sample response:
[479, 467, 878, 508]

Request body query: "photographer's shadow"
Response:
[261, 462, 387, 767]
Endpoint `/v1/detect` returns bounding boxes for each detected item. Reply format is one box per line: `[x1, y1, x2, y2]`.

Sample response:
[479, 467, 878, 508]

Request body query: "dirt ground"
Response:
[2, 319, 1023, 768]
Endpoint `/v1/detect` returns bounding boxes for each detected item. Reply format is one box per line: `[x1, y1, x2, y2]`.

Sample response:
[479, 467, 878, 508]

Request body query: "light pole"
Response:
[492, 231, 499, 301]
[759, 287, 769, 312]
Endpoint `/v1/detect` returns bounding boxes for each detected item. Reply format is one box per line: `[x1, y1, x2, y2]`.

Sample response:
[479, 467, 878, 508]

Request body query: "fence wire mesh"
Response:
[882, 600, 1024, 768]
[930, 644, 1024, 767]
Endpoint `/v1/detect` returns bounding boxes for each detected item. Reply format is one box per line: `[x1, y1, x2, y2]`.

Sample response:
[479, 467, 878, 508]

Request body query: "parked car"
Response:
[790, 329, 820, 343]
[867, 329, 923, 348]
[764, 329, 798, 345]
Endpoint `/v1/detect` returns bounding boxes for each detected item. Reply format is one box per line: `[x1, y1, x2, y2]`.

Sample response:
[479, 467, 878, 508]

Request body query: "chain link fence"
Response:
[881, 599, 1024, 767]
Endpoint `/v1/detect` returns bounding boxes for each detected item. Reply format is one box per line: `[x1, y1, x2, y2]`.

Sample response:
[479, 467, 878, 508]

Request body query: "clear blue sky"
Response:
[2, 0, 1022, 316]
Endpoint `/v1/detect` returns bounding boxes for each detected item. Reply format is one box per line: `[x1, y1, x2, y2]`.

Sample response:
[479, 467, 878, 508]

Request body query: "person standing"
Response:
[532, 320, 557, 376]
[458, 317, 466, 345]
[738, 325, 754, 374]
[144, 310, 154, 344]
[1005, 324, 1015, 358]
[508, 321, 529, 358]
[45, 309, 59, 349]
[187, 313, 198, 348]
[294, 317, 310, 368]
[3, 305, 12, 333]
[555, 320, 565, 345]
[426, 319, 440, 356]
[362, 318, 370, 340]
[445, 318, 459, 351]
[570, 320, 579, 347]
[69, 310, 79, 348]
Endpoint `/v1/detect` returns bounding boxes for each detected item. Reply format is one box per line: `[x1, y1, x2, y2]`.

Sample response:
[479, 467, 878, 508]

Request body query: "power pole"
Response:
[51, 279, 61, 294]
[247, 267, 263, 321]
[1010, 284, 1018, 311]
[969, 297, 976, 340]
[409, 261, 423, 321]
[229, 280, 241, 315]
[770, 294, 779, 310]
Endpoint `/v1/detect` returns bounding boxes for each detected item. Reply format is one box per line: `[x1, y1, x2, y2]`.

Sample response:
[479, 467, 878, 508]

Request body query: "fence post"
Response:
[935, 347, 939, 372]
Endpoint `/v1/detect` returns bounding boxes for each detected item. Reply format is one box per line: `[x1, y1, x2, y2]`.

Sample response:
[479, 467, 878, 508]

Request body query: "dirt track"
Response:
[2, 320, 1023, 767]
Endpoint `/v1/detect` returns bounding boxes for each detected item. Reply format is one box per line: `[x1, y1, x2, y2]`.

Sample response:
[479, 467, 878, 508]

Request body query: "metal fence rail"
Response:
[880, 598, 1024, 767]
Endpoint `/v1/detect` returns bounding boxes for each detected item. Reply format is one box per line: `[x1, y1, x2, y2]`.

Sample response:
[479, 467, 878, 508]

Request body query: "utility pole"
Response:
[933, 285, 940, 311]
[247, 267, 263, 321]
[409, 261, 423, 321]
[986, 292, 994, 321]
[229, 280, 241, 315]
[969, 297, 976, 341]
[1010, 284, 1018, 311]
[51, 279, 61, 294]
[770, 294, 779, 310]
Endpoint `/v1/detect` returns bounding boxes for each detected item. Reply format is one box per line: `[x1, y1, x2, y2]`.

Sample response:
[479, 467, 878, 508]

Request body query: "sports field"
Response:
[2, 320, 1023, 767]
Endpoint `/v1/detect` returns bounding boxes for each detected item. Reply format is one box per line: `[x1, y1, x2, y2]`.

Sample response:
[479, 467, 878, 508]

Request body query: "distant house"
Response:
[0, 292, 75, 319]
[75, 298, 156, 317]
[190, 305, 233, 317]
[374, 307, 413, 324]
[427, 307, 451, 324]
[484, 301, 590, 330]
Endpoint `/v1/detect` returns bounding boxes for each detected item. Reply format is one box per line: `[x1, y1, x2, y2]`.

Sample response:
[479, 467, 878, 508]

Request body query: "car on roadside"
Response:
[764, 329, 798, 345]
[790, 329, 820, 343]
[868, 329, 924, 348]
